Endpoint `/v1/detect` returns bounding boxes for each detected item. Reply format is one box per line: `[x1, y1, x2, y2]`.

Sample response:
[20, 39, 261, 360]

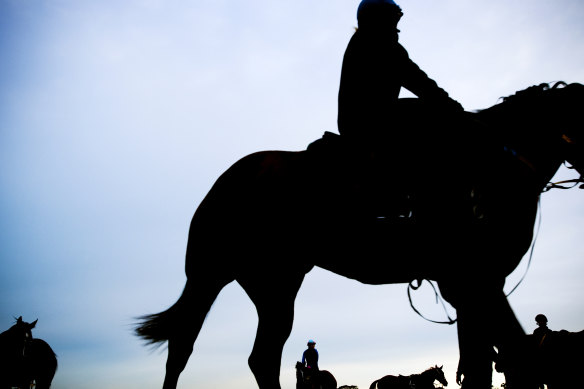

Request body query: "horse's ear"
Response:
[440, 365, 443, 369]
[17, 316, 23, 324]
[30, 319, 38, 329]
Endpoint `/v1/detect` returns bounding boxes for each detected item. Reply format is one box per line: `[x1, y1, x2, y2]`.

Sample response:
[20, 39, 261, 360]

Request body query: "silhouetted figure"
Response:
[533, 314, 552, 344]
[532, 314, 552, 389]
[338, 0, 463, 146]
[301, 339, 319, 372]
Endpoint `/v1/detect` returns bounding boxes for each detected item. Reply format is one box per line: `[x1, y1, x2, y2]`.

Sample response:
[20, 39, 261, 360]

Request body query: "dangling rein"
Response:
[407, 279, 457, 325]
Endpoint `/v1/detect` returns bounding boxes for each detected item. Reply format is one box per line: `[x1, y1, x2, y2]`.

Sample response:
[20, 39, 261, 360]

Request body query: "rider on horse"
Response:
[302, 339, 319, 372]
[533, 314, 552, 343]
[328, 0, 468, 216]
[337, 0, 464, 148]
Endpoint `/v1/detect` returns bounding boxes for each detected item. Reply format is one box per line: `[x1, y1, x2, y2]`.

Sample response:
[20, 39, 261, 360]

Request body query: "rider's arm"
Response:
[398, 44, 463, 111]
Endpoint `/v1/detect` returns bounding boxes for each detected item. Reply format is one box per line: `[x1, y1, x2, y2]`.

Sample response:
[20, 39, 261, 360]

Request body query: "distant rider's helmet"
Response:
[307, 339, 316, 346]
[535, 314, 548, 324]
[357, 0, 403, 29]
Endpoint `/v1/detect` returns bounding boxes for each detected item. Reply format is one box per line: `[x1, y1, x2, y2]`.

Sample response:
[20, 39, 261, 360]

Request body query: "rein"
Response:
[504, 196, 541, 297]
[409, 83, 582, 326]
[544, 177, 584, 191]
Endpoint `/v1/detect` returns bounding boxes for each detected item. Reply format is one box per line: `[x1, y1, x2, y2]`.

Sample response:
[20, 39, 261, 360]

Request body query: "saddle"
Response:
[307, 131, 415, 220]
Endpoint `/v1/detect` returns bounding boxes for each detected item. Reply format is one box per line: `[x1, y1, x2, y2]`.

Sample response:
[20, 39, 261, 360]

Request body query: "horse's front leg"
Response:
[238, 265, 310, 389]
[439, 278, 526, 389]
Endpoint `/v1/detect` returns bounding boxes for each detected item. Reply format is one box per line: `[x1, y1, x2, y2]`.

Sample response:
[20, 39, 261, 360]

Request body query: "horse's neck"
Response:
[478, 102, 568, 192]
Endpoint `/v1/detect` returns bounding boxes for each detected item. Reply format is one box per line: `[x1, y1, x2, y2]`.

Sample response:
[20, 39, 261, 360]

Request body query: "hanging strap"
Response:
[407, 279, 456, 325]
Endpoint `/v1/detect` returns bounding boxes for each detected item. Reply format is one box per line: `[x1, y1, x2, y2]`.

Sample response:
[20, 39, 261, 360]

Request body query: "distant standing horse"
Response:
[0, 317, 58, 389]
[369, 365, 448, 389]
[296, 361, 337, 389]
[136, 82, 584, 389]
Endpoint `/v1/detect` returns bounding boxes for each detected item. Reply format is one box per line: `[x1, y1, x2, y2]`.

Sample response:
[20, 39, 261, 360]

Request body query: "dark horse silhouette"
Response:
[135, 82, 584, 389]
[369, 365, 448, 389]
[0, 316, 58, 389]
[295, 361, 337, 389]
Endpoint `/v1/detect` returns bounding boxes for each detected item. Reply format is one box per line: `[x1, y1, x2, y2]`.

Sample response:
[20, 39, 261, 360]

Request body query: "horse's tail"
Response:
[134, 294, 184, 346]
[135, 156, 244, 347]
[135, 272, 232, 347]
[369, 380, 378, 389]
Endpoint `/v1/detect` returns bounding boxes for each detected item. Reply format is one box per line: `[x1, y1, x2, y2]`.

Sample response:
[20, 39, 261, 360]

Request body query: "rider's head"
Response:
[535, 314, 548, 325]
[307, 339, 316, 347]
[357, 0, 403, 31]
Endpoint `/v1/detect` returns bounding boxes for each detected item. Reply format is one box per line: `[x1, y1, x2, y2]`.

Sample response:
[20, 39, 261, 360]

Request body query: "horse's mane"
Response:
[474, 81, 568, 113]
[500, 81, 567, 104]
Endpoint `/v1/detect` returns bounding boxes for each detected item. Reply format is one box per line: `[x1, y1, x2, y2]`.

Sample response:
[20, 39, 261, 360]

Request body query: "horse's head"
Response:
[1, 317, 37, 354]
[478, 81, 584, 190]
[430, 365, 448, 387]
[295, 361, 305, 380]
[12, 316, 37, 340]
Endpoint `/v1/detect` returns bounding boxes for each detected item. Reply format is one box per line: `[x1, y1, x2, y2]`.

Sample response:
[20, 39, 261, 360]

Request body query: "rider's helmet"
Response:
[307, 339, 316, 346]
[357, 0, 403, 29]
[535, 314, 548, 324]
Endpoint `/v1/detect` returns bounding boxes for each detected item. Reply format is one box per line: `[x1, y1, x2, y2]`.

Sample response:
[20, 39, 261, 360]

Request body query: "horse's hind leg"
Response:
[238, 267, 309, 389]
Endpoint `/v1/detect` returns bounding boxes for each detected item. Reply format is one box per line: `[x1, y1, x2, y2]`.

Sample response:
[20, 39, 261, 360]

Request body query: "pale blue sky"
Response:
[1, 1, 583, 388]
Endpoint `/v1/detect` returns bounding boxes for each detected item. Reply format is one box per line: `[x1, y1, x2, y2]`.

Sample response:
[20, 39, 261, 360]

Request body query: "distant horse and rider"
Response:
[496, 327, 584, 389]
[0, 316, 57, 389]
[369, 365, 448, 389]
[135, 79, 583, 389]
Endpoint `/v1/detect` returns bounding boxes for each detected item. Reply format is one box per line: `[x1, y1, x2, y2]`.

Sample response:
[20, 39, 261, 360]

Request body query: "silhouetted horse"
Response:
[295, 361, 337, 389]
[369, 365, 448, 389]
[0, 317, 58, 389]
[135, 82, 584, 389]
